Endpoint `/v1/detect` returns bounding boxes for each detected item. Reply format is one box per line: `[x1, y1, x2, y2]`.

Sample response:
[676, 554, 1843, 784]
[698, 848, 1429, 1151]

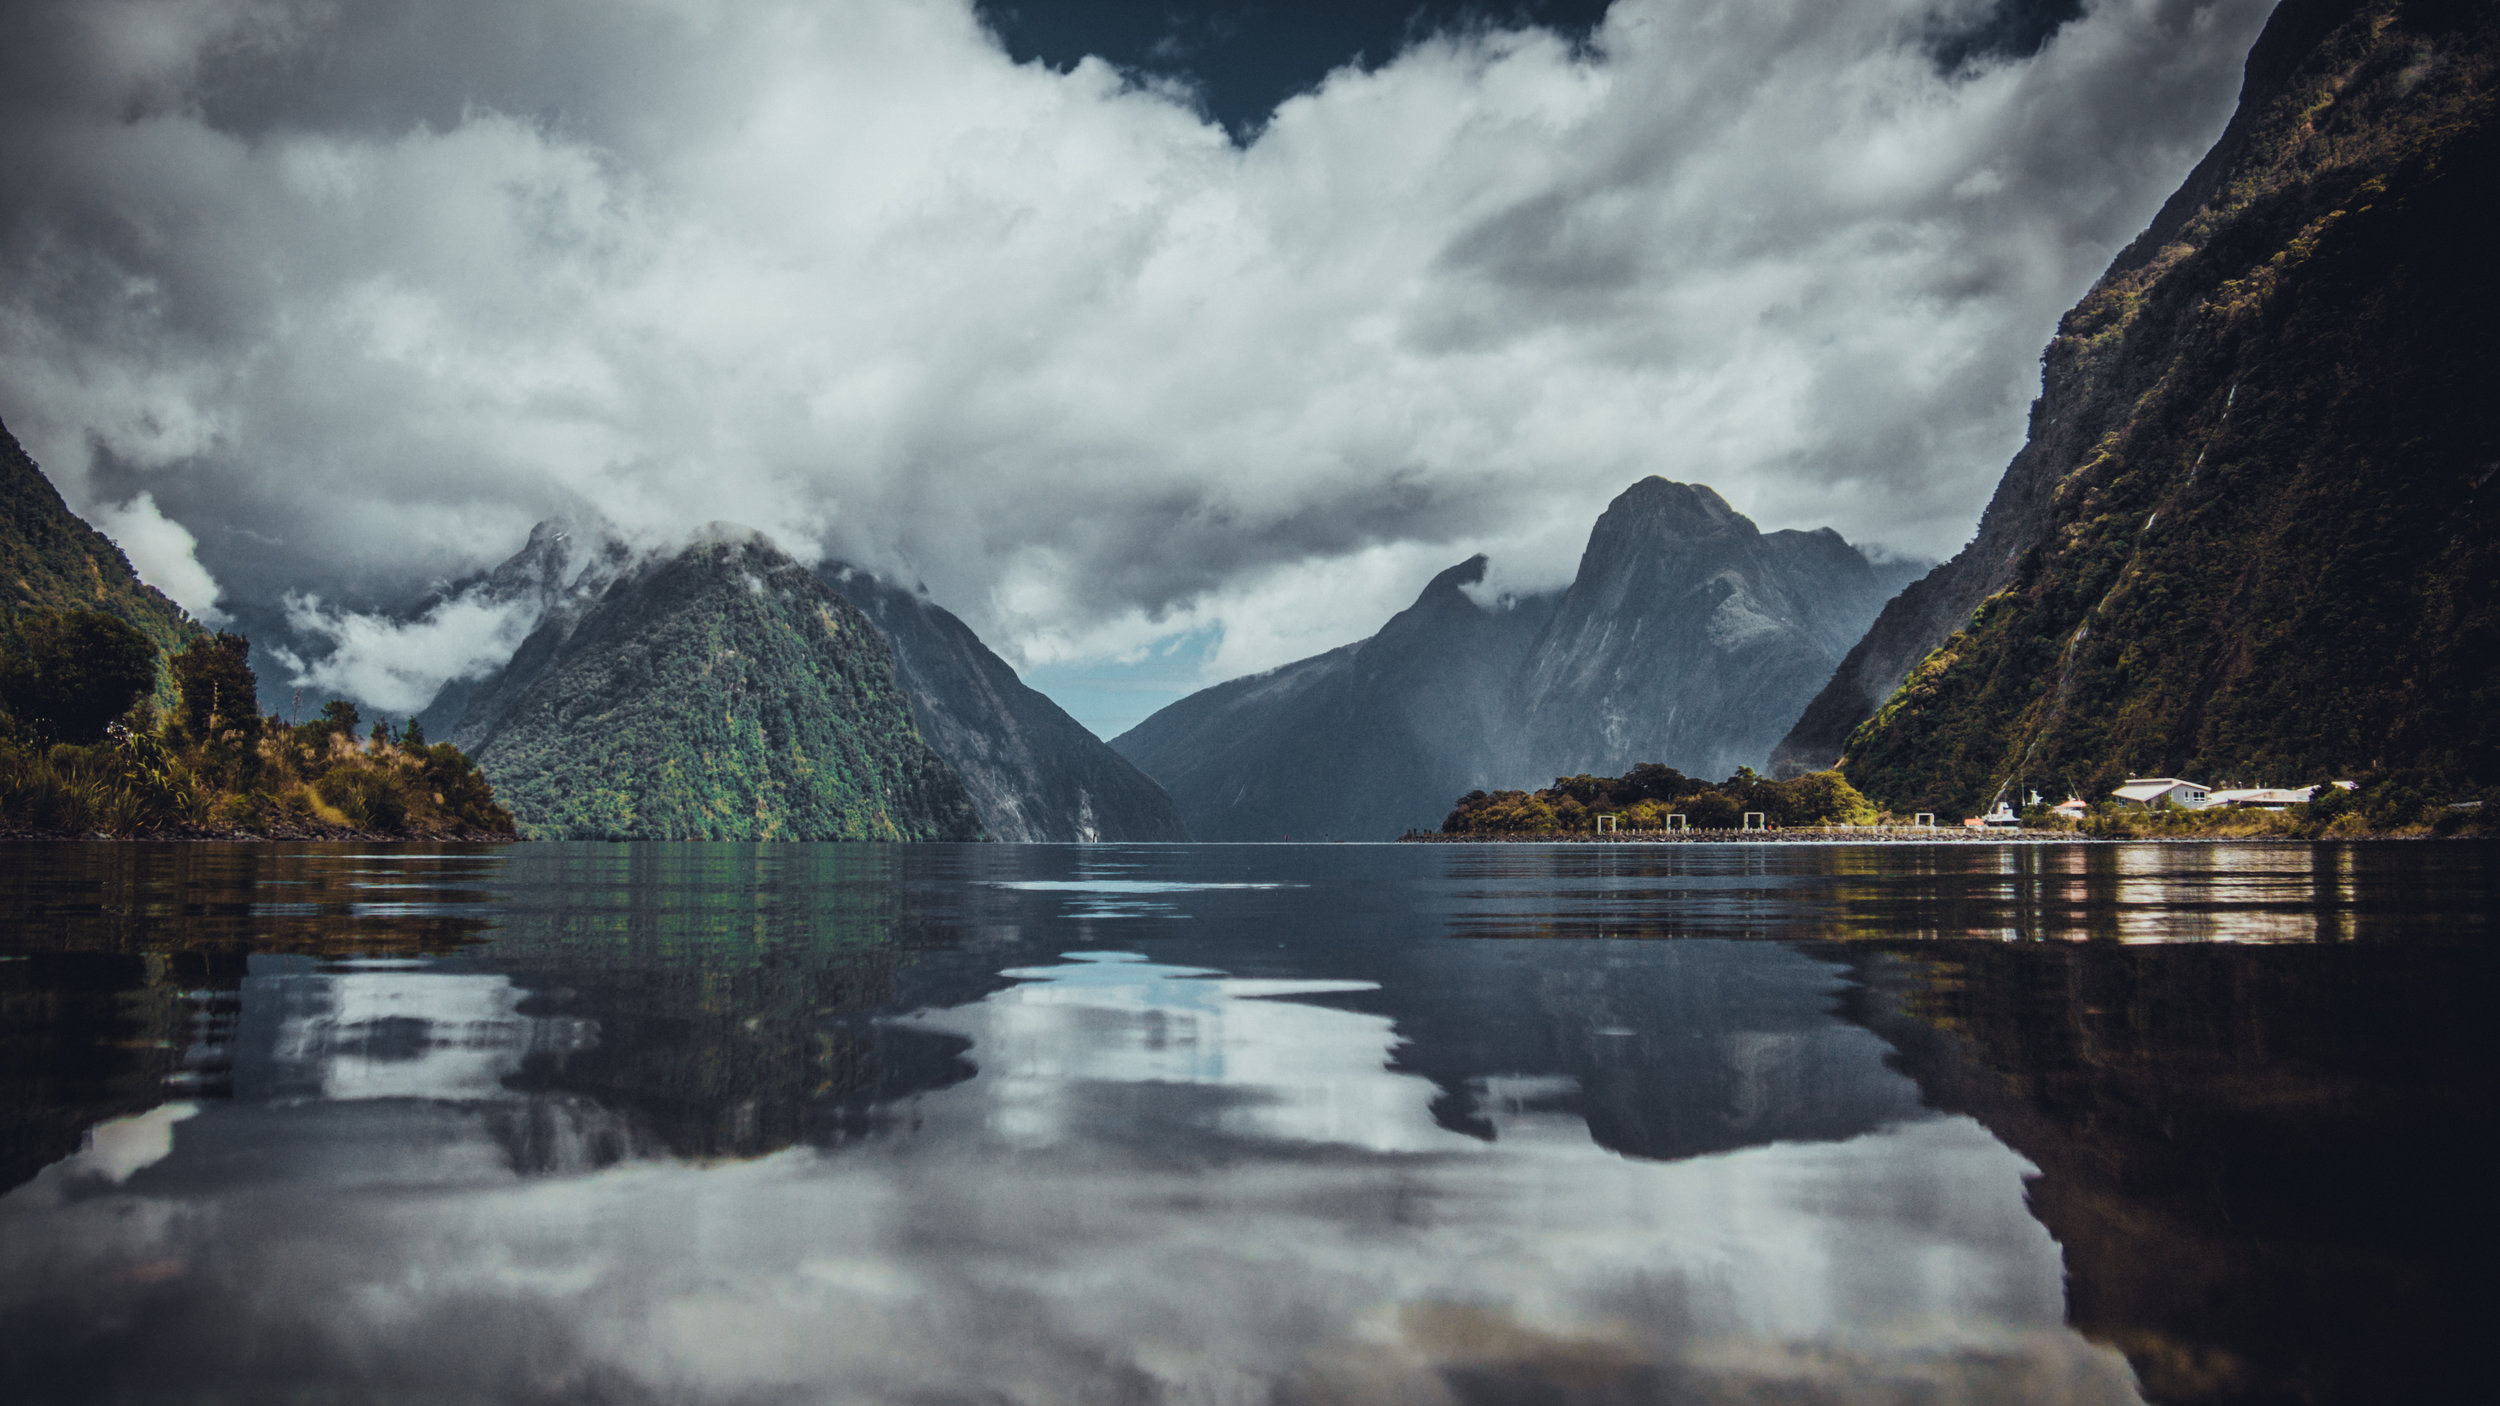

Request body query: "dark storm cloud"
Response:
[0, 0, 2271, 702]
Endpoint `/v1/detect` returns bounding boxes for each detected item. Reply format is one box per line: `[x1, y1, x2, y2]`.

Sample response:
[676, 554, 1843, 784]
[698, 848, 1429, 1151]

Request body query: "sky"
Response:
[0, 0, 2274, 737]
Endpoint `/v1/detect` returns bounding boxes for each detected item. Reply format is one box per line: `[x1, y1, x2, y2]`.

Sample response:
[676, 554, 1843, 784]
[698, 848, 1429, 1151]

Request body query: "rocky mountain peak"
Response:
[1590, 478, 1748, 547]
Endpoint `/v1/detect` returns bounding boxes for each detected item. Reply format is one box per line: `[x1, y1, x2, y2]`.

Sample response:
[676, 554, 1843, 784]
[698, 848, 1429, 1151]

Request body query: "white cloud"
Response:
[85, 490, 226, 622]
[0, 0, 2274, 689]
[280, 588, 538, 716]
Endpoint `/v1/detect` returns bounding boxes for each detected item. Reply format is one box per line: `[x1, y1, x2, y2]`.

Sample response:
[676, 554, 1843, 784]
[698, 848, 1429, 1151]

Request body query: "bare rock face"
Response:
[1113, 479, 1915, 841]
[1510, 479, 1918, 787]
[817, 565, 1188, 843]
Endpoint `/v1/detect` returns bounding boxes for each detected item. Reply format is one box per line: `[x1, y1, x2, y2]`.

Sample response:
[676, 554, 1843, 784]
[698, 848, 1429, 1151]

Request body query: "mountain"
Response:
[1112, 479, 1916, 841]
[416, 520, 1184, 842]
[1510, 480, 1923, 784]
[1113, 556, 1559, 842]
[416, 520, 634, 743]
[816, 565, 1189, 842]
[452, 526, 980, 841]
[1784, 0, 2500, 816]
[2, 416, 201, 663]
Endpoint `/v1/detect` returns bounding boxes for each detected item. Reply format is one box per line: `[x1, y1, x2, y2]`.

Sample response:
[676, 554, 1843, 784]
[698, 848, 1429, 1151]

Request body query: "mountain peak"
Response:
[1597, 478, 1748, 542]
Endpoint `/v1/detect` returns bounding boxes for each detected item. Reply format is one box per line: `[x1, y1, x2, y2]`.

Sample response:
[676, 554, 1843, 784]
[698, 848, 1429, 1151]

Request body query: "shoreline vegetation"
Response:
[2, 611, 515, 842]
[1408, 764, 2493, 843]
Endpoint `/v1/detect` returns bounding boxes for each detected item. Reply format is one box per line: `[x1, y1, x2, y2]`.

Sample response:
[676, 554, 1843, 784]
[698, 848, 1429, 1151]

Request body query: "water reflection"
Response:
[1, 839, 2490, 1404]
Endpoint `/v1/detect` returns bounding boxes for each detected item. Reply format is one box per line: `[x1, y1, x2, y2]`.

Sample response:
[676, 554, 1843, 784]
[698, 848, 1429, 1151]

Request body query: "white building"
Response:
[2205, 786, 2317, 809]
[2110, 778, 2210, 809]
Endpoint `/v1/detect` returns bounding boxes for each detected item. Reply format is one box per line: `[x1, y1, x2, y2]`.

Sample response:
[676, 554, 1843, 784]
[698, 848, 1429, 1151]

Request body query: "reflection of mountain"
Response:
[4, 927, 2114, 1406]
[1846, 937, 2491, 1406]
[1220, 934, 1931, 1163]
[8, 840, 2486, 1405]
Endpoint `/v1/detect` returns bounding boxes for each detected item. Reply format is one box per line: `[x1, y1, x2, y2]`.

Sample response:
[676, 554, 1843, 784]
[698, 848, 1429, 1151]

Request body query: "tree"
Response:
[170, 632, 259, 739]
[0, 609, 159, 743]
[307, 698, 361, 741]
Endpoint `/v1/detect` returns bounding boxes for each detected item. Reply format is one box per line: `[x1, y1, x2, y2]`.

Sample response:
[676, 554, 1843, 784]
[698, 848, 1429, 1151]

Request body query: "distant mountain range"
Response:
[420, 522, 1185, 842]
[1779, 0, 2500, 816]
[1111, 478, 1921, 841]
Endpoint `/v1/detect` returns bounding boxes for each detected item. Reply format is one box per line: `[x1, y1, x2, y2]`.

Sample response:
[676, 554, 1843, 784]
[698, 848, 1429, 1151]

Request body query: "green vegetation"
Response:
[2, 613, 514, 838]
[1440, 764, 1878, 834]
[468, 534, 981, 842]
[2, 419, 201, 698]
[1841, 3, 2500, 820]
[0, 609, 159, 744]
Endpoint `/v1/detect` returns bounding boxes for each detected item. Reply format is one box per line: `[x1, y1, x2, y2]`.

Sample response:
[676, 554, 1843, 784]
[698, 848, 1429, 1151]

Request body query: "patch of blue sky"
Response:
[1021, 624, 1225, 741]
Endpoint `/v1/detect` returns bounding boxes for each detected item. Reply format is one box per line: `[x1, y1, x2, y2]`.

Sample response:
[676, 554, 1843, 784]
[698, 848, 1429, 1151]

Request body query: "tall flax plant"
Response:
[0, 728, 206, 835]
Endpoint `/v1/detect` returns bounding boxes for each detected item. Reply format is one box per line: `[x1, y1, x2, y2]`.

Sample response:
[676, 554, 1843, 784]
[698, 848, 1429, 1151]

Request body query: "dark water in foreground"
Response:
[2, 841, 2491, 1406]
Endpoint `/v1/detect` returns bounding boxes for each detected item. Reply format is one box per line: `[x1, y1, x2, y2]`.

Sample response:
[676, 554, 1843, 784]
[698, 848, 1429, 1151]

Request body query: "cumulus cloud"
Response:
[0, 0, 2273, 694]
[85, 491, 227, 622]
[275, 588, 538, 717]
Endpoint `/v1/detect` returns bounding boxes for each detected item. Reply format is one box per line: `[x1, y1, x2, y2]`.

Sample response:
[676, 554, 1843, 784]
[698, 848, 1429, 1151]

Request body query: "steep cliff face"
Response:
[1114, 480, 1912, 841]
[1772, 0, 2376, 780]
[1513, 480, 1919, 785]
[818, 565, 1188, 843]
[1782, 0, 2499, 813]
[461, 528, 980, 841]
[1, 416, 201, 663]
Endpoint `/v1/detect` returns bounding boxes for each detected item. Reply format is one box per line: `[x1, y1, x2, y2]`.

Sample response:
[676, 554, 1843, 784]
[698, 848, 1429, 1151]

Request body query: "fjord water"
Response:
[2, 843, 2490, 1405]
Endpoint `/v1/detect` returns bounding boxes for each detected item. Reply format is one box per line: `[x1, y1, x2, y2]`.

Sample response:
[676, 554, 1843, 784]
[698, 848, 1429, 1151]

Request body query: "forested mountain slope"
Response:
[461, 527, 980, 841]
[2, 416, 200, 664]
[1792, 0, 2498, 816]
[819, 565, 1188, 842]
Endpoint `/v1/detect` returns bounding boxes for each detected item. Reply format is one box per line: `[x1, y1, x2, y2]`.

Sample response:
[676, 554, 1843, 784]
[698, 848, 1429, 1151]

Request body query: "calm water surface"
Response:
[2, 841, 2491, 1405]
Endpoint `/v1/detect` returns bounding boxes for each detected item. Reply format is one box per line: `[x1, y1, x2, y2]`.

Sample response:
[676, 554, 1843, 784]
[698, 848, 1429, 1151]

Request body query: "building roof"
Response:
[2112, 778, 2207, 802]
[2208, 786, 2315, 806]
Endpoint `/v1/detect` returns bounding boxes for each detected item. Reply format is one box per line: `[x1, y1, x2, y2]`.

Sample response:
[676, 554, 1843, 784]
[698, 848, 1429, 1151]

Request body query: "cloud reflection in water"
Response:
[1, 943, 2141, 1404]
